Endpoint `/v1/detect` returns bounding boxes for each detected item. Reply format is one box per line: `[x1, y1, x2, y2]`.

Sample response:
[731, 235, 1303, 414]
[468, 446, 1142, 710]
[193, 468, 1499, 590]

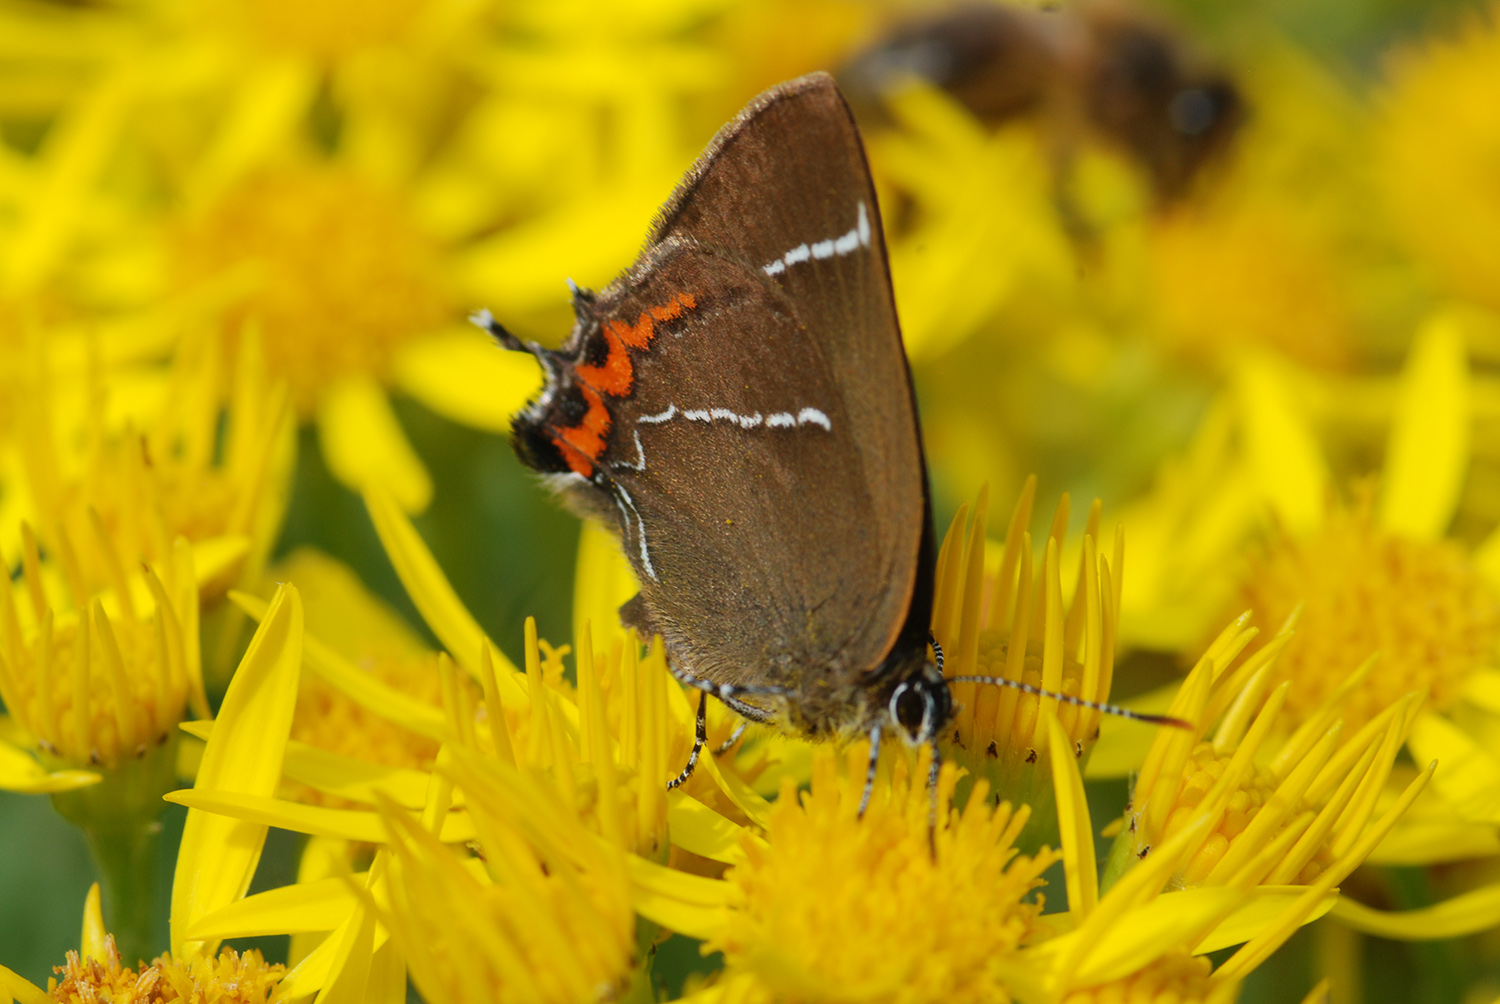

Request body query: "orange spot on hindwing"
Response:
[549, 290, 697, 478]
[608, 290, 697, 351]
[575, 325, 634, 396]
[554, 385, 610, 477]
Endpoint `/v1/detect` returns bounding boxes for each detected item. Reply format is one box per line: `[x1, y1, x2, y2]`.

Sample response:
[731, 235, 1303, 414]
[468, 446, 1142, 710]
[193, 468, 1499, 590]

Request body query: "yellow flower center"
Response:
[711, 748, 1056, 1004]
[174, 166, 449, 415]
[1151, 743, 1328, 886]
[48, 938, 284, 1004]
[1238, 504, 1500, 728]
[1061, 951, 1214, 1004]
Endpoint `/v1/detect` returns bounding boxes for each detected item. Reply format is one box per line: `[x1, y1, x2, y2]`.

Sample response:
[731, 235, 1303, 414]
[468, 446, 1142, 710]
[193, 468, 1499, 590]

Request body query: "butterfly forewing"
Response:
[588, 75, 926, 706]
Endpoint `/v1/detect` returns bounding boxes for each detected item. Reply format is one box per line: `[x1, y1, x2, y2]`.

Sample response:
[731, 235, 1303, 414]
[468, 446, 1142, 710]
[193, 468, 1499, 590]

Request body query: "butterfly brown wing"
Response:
[590, 73, 927, 723]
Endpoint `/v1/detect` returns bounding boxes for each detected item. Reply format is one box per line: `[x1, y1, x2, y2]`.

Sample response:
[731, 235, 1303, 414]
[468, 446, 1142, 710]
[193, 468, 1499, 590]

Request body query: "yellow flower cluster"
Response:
[2, 0, 1499, 1002]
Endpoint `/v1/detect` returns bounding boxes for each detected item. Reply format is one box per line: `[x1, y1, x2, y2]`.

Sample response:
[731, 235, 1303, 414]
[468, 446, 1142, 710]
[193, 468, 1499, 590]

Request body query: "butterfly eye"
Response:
[889, 672, 950, 743]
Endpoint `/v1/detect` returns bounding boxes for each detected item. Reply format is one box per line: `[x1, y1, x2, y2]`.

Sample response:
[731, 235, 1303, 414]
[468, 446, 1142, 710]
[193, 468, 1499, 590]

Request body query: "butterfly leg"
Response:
[666, 663, 783, 723]
[715, 719, 749, 755]
[668, 692, 708, 790]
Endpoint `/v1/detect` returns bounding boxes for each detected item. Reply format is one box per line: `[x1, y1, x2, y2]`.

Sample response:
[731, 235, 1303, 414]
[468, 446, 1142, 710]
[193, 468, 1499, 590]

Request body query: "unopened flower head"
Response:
[0, 529, 204, 776]
[934, 479, 1123, 838]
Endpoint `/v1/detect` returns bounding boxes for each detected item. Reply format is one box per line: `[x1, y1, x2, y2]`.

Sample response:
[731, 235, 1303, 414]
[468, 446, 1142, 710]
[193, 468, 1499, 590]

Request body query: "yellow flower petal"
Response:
[366, 941, 406, 1004]
[625, 853, 730, 939]
[191, 535, 254, 596]
[1461, 668, 1500, 715]
[170, 584, 303, 956]
[876, 82, 1072, 361]
[318, 376, 433, 515]
[391, 328, 544, 434]
[1472, 524, 1500, 593]
[189, 875, 365, 941]
[1331, 882, 1500, 940]
[309, 862, 381, 1004]
[1215, 760, 1435, 982]
[1234, 354, 1329, 534]
[1193, 887, 1337, 955]
[362, 487, 529, 709]
[80, 883, 107, 962]
[1048, 714, 1098, 917]
[1367, 765, 1500, 864]
[182, 720, 438, 809]
[454, 176, 674, 316]
[0, 965, 47, 1004]
[186, 58, 319, 207]
[1379, 313, 1469, 539]
[1033, 887, 1244, 988]
[230, 589, 446, 741]
[269, 548, 431, 661]
[667, 793, 760, 865]
[5, 68, 133, 290]
[165, 789, 475, 843]
[1406, 710, 1500, 823]
[280, 932, 340, 1002]
[1301, 978, 1332, 1004]
[0, 740, 99, 793]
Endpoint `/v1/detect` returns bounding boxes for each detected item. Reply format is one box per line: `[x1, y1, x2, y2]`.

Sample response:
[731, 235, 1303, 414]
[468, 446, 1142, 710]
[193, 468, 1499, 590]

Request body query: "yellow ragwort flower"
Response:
[1022, 662, 1433, 1003]
[708, 745, 1056, 1004]
[1378, 1, 1500, 313]
[270, 548, 456, 806]
[1106, 613, 1426, 893]
[10, 335, 291, 605]
[14, 885, 285, 1004]
[163, 493, 775, 998]
[1122, 312, 1500, 941]
[48, 938, 284, 1004]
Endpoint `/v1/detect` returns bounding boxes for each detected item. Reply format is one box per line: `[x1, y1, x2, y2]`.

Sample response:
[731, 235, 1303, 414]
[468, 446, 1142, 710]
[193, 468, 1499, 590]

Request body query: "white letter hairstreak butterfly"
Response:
[473, 72, 1183, 812]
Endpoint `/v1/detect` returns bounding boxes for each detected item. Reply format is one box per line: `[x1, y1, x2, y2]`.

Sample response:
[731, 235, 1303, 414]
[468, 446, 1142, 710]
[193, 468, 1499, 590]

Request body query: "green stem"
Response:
[49, 734, 179, 967]
[624, 915, 663, 1004]
[1385, 866, 1465, 1004]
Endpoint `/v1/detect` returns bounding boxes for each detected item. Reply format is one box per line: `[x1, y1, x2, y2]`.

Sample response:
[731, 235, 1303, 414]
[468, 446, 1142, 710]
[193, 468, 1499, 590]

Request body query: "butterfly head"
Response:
[887, 660, 952, 747]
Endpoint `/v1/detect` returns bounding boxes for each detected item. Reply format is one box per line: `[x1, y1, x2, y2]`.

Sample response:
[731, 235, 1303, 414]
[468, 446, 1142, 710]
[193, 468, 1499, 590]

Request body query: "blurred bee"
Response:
[838, 1, 1243, 201]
